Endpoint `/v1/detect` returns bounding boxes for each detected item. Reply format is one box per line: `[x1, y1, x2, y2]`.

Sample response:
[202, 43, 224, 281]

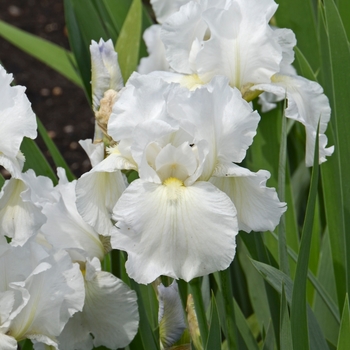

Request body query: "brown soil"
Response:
[0, 0, 95, 178]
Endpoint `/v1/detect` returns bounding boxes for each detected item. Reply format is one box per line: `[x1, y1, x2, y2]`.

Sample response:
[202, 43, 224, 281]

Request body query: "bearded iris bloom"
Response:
[141, 0, 333, 166]
[101, 74, 286, 284]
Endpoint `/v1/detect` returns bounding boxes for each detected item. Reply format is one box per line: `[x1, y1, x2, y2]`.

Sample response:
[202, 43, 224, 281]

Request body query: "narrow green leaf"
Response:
[251, 260, 329, 350]
[313, 230, 341, 348]
[205, 295, 221, 350]
[103, 0, 132, 33]
[290, 128, 319, 350]
[319, 5, 346, 306]
[219, 268, 238, 350]
[278, 99, 290, 276]
[36, 118, 75, 182]
[72, 0, 108, 44]
[262, 320, 275, 350]
[64, 0, 92, 99]
[280, 284, 293, 350]
[338, 0, 350, 40]
[324, 0, 350, 296]
[115, 0, 142, 82]
[189, 277, 209, 346]
[233, 298, 259, 350]
[129, 281, 160, 350]
[0, 20, 82, 87]
[337, 294, 350, 350]
[21, 138, 57, 184]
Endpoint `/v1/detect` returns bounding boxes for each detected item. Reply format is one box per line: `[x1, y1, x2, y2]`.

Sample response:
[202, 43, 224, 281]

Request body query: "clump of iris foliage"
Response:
[0, 0, 350, 349]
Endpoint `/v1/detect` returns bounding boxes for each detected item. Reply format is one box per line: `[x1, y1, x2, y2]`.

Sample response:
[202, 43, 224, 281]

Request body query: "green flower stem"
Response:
[189, 277, 209, 346]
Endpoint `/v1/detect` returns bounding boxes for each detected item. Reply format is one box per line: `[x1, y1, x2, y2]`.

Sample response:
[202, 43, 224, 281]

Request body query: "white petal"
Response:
[168, 77, 260, 177]
[195, 0, 281, 88]
[111, 179, 237, 283]
[8, 250, 84, 343]
[252, 73, 334, 166]
[79, 139, 104, 167]
[161, 1, 209, 74]
[82, 258, 139, 349]
[90, 39, 123, 111]
[0, 65, 37, 163]
[138, 25, 170, 74]
[158, 281, 186, 348]
[108, 72, 173, 141]
[0, 333, 17, 350]
[211, 164, 286, 232]
[151, 0, 190, 23]
[76, 154, 127, 235]
[0, 177, 46, 246]
[41, 180, 105, 260]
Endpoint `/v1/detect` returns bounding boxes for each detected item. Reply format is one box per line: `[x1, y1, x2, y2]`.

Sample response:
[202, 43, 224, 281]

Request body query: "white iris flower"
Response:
[143, 0, 333, 166]
[106, 74, 285, 283]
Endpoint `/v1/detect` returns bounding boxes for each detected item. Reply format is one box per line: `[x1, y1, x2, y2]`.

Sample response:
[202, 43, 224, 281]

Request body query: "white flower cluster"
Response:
[0, 65, 138, 349]
[0, 0, 334, 348]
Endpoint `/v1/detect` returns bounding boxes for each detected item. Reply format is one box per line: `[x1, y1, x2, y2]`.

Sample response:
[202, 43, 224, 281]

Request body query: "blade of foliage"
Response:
[91, 0, 118, 41]
[280, 284, 293, 350]
[36, 118, 75, 182]
[103, 0, 132, 33]
[71, 0, 108, 44]
[278, 99, 290, 275]
[324, 0, 350, 296]
[238, 244, 271, 335]
[219, 268, 239, 350]
[337, 294, 350, 350]
[240, 234, 281, 344]
[313, 230, 341, 347]
[318, 4, 346, 310]
[64, 0, 92, 99]
[205, 295, 221, 350]
[130, 281, 160, 347]
[262, 320, 275, 350]
[21, 138, 57, 184]
[233, 298, 259, 350]
[0, 20, 82, 87]
[189, 277, 209, 346]
[338, 0, 350, 39]
[290, 128, 319, 350]
[251, 260, 329, 349]
[274, 0, 320, 72]
[115, 0, 143, 82]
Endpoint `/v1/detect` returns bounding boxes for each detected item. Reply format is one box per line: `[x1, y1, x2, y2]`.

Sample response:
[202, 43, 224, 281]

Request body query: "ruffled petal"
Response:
[211, 163, 286, 232]
[138, 25, 170, 74]
[252, 73, 334, 166]
[161, 1, 209, 74]
[195, 0, 281, 89]
[151, 0, 190, 23]
[41, 180, 105, 260]
[111, 179, 237, 283]
[0, 65, 37, 165]
[76, 154, 127, 235]
[57, 258, 139, 349]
